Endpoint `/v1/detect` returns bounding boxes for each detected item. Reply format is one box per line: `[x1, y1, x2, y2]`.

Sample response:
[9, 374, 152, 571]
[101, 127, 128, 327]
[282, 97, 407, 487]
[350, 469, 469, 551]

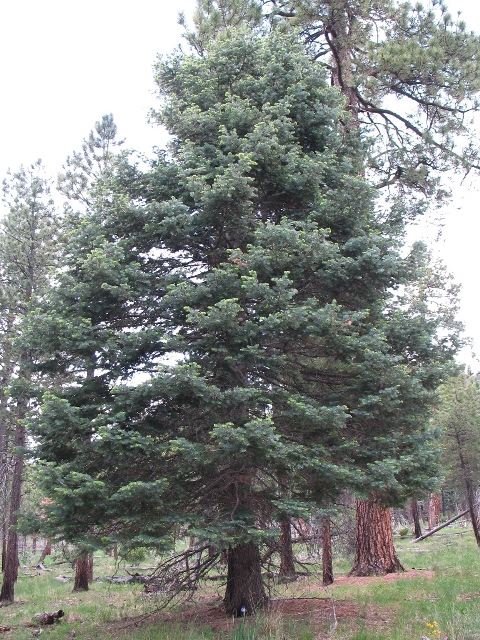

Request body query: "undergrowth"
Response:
[1, 526, 480, 639]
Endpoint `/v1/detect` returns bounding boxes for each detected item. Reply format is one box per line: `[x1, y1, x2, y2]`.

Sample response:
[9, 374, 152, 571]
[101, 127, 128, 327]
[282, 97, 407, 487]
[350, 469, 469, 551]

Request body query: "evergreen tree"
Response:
[57, 114, 124, 206]
[28, 28, 457, 612]
[0, 161, 61, 604]
[187, 0, 480, 202]
[437, 373, 480, 546]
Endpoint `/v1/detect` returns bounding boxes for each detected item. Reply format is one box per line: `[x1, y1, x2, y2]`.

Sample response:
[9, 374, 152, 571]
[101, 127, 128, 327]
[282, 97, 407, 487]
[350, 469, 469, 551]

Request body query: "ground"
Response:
[116, 569, 434, 636]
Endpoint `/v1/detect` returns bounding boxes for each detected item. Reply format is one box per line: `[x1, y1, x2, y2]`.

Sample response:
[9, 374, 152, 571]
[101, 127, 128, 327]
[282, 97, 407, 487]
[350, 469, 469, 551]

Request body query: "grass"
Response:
[2, 526, 480, 639]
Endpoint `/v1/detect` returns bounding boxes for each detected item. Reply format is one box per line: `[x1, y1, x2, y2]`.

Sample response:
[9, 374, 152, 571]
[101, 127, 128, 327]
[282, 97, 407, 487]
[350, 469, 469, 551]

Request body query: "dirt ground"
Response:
[120, 569, 434, 636]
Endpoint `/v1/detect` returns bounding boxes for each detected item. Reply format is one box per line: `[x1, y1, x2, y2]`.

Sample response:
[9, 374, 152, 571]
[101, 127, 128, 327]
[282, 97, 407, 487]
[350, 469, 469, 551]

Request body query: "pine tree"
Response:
[437, 374, 480, 546]
[0, 162, 61, 604]
[57, 114, 124, 206]
[28, 28, 458, 612]
[181, 0, 472, 576]
[187, 0, 480, 200]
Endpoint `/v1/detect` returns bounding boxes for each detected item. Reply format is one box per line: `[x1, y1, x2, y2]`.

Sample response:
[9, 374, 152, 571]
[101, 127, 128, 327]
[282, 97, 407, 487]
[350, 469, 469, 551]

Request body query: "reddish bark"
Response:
[428, 493, 441, 530]
[411, 499, 422, 539]
[349, 496, 404, 577]
[224, 542, 268, 615]
[322, 518, 334, 585]
[0, 417, 26, 604]
[37, 538, 52, 565]
[73, 555, 90, 592]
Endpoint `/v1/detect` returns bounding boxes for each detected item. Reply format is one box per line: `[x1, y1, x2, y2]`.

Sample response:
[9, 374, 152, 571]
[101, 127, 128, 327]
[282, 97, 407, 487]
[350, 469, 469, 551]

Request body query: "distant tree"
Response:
[437, 374, 480, 546]
[57, 114, 124, 206]
[0, 162, 61, 604]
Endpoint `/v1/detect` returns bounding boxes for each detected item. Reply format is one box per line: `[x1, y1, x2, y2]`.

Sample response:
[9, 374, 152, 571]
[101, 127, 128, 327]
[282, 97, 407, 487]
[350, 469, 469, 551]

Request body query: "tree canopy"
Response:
[186, 0, 480, 205]
[27, 25, 460, 611]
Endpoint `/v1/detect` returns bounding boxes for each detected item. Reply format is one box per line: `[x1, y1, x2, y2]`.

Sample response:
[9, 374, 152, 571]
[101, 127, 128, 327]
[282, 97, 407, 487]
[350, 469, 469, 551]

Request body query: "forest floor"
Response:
[138, 568, 434, 635]
[1, 525, 479, 640]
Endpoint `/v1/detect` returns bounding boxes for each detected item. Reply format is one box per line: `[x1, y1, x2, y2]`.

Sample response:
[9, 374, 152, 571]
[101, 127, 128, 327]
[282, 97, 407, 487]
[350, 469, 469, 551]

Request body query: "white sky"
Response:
[0, 0, 479, 367]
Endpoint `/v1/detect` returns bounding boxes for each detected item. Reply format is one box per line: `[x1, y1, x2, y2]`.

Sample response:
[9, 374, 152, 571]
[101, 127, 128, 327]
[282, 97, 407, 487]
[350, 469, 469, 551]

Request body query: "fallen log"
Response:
[413, 509, 469, 542]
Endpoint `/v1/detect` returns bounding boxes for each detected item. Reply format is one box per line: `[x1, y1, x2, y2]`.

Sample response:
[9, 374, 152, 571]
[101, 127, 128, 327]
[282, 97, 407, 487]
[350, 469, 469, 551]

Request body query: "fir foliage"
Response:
[26, 29, 459, 601]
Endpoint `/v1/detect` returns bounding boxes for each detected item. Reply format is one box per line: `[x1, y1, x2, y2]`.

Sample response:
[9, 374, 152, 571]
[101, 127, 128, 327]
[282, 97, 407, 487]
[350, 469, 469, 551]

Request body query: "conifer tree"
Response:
[187, 0, 480, 200]
[28, 28, 458, 612]
[0, 162, 61, 604]
[437, 374, 480, 546]
[183, 0, 470, 578]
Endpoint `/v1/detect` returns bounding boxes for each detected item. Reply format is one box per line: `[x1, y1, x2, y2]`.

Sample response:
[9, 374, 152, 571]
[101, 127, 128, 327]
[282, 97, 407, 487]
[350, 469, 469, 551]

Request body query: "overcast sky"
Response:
[0, 0, 479, 366]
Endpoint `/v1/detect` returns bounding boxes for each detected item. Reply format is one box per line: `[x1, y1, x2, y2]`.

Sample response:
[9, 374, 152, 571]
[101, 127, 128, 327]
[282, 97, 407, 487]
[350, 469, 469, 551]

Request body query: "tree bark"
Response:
[88, 553, 94, 582]
[428, 492, 441, 529]
[223, 541, 268, 615]
[0, 412, 26, 604]
[465, 481, 480, 547]
[73, 555, 90, 592]
[349, 496, 404, 577]
[411, 498, 422, 539]
[322, 518, 334, 585]
[37, 538, 52, 565]
[278, 519, 296, 579]
[0, 326, 14, 574]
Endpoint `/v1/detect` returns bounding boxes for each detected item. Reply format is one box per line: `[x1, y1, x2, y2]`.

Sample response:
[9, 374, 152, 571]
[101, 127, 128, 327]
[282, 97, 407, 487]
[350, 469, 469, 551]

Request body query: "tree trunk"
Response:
[223, 542, 268, 615]
[349, 496, 404, 577]
[322, 518, 334, 586]
[37, 538, 52, 565]
[278, 519, 296, 579]
[1, 425, 11, 574]
[73, 555, 89, 592]
[1, 523, 6, 573]
[0, 414, 26, 604]
[428, 493, 441, 529]
[465, 480, 480, 547]
[411, 498, 422, 539]
[88, 554, 94, 582]
[0, 331, 14, 576]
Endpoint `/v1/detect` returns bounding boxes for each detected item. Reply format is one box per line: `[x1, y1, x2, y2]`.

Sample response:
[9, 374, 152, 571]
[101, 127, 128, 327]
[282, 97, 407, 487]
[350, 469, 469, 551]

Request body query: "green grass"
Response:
[3, 527, 480, 639]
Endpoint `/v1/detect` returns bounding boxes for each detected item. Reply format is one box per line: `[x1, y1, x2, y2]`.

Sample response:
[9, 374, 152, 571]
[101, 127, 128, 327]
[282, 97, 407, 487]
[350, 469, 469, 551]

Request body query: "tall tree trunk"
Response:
[326, 5, 360, 126]
[73, 555, 90, 592]
[411, 498, 422, 539]
[223, 541, 268, 615]
[0, 397, 12, 573]
[349, 496, 404, 577]
[0, 324, 14, 574]
[0, 413, 26, 604]
[465, 480, 480, 547]
[428, 492, 441, 529]
[88, 554, 94, 582]
[322, 518, 334, 586]
[37, 538, 52, 566]
[278, 519, 296, 579]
